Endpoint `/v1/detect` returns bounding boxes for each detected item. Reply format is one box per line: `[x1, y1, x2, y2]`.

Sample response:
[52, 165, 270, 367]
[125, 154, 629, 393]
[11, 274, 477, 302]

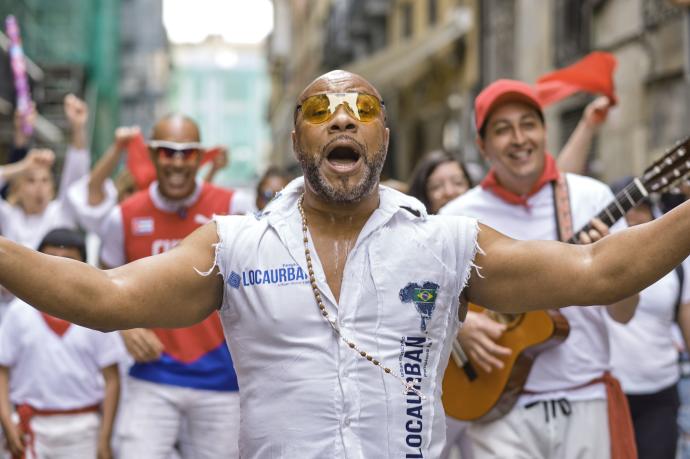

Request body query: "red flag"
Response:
[126, 132, 157, 191]
[536, 51, 617, 107]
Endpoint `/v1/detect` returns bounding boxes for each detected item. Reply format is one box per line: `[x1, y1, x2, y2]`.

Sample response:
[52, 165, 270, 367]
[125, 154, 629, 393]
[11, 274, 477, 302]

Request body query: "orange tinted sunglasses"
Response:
[296, 92, 384, 124]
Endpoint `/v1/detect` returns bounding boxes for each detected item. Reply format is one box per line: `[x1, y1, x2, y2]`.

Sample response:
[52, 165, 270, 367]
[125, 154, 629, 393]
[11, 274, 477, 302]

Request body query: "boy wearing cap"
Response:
[441, 80, 639, 458]
[0, 229, 125, 459]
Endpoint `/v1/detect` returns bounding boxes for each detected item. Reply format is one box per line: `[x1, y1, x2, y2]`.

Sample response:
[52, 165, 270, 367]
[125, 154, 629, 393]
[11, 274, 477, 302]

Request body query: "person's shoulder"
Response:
[439, 186, 487, 215]
[204, 182, 234, 198]
[565, 173, 610, 193]
[3, 298, 36, 324]
[565, 173, 615, 203]
[379, 183, 427, 215]
[119, 187, 151, 211]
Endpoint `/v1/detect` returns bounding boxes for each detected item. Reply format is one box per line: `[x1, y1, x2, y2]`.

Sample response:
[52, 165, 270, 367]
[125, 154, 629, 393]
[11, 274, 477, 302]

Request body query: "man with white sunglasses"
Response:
[1, 71, 690, 458]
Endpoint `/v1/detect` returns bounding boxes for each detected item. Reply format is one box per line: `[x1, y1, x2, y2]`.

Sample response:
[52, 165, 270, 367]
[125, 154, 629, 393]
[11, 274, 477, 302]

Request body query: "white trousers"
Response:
[466, 398, 610, 459]
[24, 412, 100, 459]
[116, 377, 240, 459]
[442, 416, 474, 459]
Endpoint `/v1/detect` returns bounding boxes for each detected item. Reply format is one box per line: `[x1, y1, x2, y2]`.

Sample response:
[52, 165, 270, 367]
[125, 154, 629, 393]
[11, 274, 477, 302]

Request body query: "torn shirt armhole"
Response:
[461, 219, 484, 291]
[194, 219, 226, 310]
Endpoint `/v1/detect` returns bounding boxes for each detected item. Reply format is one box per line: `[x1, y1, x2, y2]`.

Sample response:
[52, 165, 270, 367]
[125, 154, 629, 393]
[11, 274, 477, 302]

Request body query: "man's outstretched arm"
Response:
[467, 200, 690, 312]
[0, 223, 224, 331]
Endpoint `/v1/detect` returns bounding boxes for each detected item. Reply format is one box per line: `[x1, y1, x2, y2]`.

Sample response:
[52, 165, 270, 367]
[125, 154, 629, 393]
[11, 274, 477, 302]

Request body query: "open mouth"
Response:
[327, 146, 361, 166]
[166, 170, 191, 187]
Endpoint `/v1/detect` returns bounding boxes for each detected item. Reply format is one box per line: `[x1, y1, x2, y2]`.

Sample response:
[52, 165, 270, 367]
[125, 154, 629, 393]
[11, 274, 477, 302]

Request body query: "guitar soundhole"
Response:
[485, 311, 523, 328]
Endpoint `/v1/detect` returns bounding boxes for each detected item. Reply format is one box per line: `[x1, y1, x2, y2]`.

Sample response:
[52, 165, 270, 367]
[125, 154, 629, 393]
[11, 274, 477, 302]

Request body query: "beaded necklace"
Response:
[298, 194, 425, 398]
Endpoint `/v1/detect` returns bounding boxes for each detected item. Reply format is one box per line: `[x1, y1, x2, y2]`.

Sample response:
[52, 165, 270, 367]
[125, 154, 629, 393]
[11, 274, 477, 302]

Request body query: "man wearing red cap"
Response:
[441, 79, 639, 458]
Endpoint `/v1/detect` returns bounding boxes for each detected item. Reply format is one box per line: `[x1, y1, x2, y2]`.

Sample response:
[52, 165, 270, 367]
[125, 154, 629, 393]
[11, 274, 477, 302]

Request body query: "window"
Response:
[554, 0, 592, 65]
[401, 3, 413, 38]
[428, 0, 438, 25]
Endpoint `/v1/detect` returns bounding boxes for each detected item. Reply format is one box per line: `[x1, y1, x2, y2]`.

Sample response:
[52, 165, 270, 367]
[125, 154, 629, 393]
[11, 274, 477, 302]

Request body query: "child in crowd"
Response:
[0, 229, 126, 459]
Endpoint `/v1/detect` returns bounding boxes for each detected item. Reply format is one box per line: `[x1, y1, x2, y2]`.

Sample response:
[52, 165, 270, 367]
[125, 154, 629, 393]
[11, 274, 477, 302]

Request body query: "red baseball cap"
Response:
[474, 79, 543, 133]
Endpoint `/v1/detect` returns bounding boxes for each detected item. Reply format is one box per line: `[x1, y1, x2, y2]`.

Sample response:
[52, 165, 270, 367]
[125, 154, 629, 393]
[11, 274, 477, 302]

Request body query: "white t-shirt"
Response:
[608, 257, 690, 394]
[98, 179, 245, 267]
[66, 174, 119, 234]
[68, 177, 256, 237]
[0, 147, 89, 249]
[441, 173, 625, 404]
[0, 299, 126, 410]
[214, 177, 479, 459]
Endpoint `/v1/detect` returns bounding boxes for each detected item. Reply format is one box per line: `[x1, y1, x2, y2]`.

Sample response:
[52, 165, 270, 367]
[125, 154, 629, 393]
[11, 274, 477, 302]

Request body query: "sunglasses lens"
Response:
[299, 93, 382, 124]
[157, 147, 199, 161]
[157, 147, 176, 158]
[355, 94, 381, 122]
[301, 95, 331, 124]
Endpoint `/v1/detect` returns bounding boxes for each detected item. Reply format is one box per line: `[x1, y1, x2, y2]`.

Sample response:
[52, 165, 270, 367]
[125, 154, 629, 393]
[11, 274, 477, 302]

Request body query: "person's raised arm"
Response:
[466, 200, 690, 312]
[0, 149, 55, 190]
[203, 146, 229, 183]
[0, 223, 224, 331]
[556, 96, 611, 174]
[57, 94, 91, 203]
[88, 126, 140, 206]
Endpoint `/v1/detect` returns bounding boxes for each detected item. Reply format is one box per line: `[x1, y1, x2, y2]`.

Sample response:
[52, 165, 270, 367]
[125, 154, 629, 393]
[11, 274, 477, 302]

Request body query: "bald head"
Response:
[152, 114, 201, 143]
[298, 70, 383, 101]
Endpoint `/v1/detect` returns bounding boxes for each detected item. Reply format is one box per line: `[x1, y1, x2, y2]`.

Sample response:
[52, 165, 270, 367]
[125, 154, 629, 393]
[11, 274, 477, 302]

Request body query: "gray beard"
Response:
[298, 139, 386, 204]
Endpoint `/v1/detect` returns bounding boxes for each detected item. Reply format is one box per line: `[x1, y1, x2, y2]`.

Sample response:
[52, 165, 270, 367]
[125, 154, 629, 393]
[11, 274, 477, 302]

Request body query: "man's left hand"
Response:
[577, 217, 610, 244]
[64, 94, 89, 130]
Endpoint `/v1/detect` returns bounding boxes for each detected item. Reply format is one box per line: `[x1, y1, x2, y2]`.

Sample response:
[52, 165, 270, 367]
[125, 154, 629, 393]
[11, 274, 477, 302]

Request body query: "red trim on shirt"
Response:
[480, 153, 560, 207]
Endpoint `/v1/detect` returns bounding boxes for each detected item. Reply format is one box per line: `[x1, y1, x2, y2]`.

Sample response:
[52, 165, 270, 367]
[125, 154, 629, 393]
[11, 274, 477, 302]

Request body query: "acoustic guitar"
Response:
[442, 136, 690, 422]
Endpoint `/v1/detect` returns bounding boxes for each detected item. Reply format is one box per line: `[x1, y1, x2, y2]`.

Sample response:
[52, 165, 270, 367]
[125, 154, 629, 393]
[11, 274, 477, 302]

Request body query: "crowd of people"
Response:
[0, 69, 688, 459]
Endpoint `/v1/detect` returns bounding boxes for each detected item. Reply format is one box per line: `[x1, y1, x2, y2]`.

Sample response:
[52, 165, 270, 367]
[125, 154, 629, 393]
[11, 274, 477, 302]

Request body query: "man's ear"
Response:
[291, 130, 299, 162]
[475, 136, 488, 161]
[384, 127, 390, 153]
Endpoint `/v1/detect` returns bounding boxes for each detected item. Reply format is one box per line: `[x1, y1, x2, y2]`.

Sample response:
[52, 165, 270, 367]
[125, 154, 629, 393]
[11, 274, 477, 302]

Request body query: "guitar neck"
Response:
[566, 178, 649, 244]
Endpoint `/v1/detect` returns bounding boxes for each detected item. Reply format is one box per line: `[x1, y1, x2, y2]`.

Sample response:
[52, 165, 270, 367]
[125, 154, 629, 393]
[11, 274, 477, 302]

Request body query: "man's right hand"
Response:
[582, 96, 612, 129]
[120, 328, 164, 362]
[457, 311, 511, 373]
[113, 126, 141, 151]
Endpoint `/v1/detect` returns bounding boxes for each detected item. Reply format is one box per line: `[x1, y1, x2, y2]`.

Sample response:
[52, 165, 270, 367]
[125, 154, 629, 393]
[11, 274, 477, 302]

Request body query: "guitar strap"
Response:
[552, 174, 574, 242]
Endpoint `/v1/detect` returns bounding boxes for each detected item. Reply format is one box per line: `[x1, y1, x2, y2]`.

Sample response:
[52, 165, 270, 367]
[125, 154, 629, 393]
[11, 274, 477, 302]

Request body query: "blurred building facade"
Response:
[168, 35, 271, 188]
[268, 0, 479, 180]
[0, 0, 169, 161]
[481, 0, 690, 181]
[120, 0, 170, 139]
[268, 0, 690, 183]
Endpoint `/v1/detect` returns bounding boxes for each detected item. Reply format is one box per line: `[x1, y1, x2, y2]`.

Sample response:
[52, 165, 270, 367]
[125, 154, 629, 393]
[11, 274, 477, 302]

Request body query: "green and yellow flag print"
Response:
[414, 288, 437, 305]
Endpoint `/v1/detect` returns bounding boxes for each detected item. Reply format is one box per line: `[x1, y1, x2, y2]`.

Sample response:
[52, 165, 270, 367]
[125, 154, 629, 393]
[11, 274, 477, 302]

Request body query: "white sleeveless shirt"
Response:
[213, 177, 478, 458]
